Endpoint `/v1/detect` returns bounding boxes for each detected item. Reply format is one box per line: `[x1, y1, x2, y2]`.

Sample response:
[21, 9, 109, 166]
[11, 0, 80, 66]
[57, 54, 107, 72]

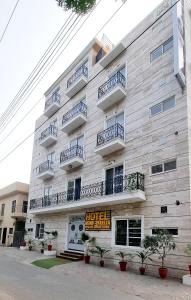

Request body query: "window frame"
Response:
[149, 96, 176, 117]
[1, 204, 5, 216]
[152, 228, 178, 237]
[35, 223, 44, 239]
[112, 215, 144, 250]
[150, 36, 173, 62]
[151, 159, 177, 175]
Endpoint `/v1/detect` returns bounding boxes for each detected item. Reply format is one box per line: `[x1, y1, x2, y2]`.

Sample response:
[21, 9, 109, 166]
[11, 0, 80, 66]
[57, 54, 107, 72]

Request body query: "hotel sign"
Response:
[85, 210, 111, 231]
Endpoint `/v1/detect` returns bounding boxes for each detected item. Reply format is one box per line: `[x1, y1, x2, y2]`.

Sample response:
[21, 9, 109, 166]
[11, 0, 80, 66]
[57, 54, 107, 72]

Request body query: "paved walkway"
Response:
[0, 247, 191, 300]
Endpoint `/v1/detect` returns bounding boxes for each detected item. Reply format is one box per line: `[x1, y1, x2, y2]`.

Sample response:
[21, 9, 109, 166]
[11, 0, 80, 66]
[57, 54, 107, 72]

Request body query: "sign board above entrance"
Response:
[85, 210, 111, 231]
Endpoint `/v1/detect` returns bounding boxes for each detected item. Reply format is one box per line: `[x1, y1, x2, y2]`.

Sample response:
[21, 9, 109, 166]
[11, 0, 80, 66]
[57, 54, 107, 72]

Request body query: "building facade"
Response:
[0, 182, 28, 247]
[26, 0, 191, 277]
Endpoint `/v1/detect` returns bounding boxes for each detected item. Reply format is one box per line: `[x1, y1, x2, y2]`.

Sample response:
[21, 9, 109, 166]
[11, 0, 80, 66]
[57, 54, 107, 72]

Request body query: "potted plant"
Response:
[81, 232, 96, 264]
[135, 250, 152, 275]
[44, 231, 57, 251]
[115, 251, 131, 271]
[20, 240, 27, 250]
[185, 244, 191, 275]
[144, 229, 176, 279]
[90, 246, 110, 267]
[39, 240, 45, 253]
[27, 238, 35, 251]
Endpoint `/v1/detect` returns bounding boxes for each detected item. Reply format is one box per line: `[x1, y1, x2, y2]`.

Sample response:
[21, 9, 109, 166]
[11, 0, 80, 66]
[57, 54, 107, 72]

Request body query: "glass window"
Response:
[9, 228, 13, 234]
[12, 200, 16, 213]
[152, 228, 178, 236]
[47, 151, 55, 163]
[163, 97, 175, 111]
[1, 204, 5, 216]
[150, 45, 163, 61]
[163, 37, 173, 52]
[115, 218, 142, 247]
[150, 103, 162, 116]
[106, 165, 123, 195]
[35, 223, 44, 239]
[164, 160, 176, 171]
[70, 135, 84, 148]
[106, 112, 124, 128]
[151, 164, 163, 174]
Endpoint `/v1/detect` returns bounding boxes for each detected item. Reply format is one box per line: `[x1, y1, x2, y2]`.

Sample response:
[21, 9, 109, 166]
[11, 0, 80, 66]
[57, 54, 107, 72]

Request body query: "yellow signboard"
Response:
[85, 210, 111, 231]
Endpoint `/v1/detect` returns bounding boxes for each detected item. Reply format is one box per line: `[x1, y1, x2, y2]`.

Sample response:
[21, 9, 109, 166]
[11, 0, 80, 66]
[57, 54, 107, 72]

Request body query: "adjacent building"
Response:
[0, 182, 29, 247]
[26, 0, 191, 277]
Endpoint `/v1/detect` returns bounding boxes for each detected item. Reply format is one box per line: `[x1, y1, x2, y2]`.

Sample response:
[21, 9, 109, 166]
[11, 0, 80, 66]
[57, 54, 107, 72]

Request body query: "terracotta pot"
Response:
[188, 265, 191, 275]
[100, 260, 104, 267]
[159, 267, 168, 279]
[84, 255, 90, 264]
[48, 244, 52, 251]
[119, 261, 127, 271]
[139, 266, 146, 275]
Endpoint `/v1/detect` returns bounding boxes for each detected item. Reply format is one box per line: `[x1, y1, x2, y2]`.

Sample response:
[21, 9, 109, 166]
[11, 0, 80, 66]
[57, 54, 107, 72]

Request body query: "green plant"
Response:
[56, 0, 96, 14]
[144, 229, 176, 268]
[44, 231, 57, 246]
[185, 244, 191, 256]
[90, 246, 110, 260]
[135, 250, 152, 267]
[27, 238, 35, 250]
[115, 251, 132, 262]
[81, 232, 96, 255]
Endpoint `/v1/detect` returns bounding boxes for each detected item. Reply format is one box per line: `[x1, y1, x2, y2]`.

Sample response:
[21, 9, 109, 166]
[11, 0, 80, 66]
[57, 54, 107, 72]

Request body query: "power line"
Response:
[0, 0, 180, 165]
[0, 0, 20, 44]
[0, 12, 76, 128]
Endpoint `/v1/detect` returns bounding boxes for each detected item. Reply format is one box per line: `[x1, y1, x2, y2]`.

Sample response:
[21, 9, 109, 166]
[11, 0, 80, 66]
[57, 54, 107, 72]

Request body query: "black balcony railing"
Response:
[30, 172, 145, 210]
[97, 123, 124, 147]
[38, 160, 54, 174]
[45, 92, 60, 110]
[62, 102, 87, 125]
[60, 145, 83, 163]
[67, 64, 88, 88]
[98, 71, 126, 99]
[39, 125, 58, 143]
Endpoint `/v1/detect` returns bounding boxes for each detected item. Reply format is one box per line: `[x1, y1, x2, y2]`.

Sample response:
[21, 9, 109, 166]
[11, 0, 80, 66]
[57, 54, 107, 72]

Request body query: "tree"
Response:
[56, 0, 96, 14]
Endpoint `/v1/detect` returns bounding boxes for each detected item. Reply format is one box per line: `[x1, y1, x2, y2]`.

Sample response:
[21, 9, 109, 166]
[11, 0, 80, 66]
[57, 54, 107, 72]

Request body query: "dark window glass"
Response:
[12, 200, 16, 213]
[35, 223, 44, 239]
[115, 220, 127, 246]
[28, 228, 33, 232]
[67, 181, 74, 201]
[163, 36, 173, 52]
[150, 45, 163, 61]
[163, 97, 175, 112]
[152, 164, 163, 174]
[164, 160, 176, 171]
[1, 204, 5, 216]
[128, 219, 142, 247]
[150, 103, 162, 116]
[152, 228, 178, 236]
[9, 228, 13, 234]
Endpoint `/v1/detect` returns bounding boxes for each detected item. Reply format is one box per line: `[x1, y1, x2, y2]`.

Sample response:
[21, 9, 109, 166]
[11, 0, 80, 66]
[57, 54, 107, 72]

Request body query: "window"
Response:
[35, 223, 44, 239]
[22, 201, 28, 213]
[67, 178, 81, 201]
[70, 135, 84, 148]
[161, 206, 167, 214]
[150, 36, 173, 62]
[150, 96, 175, 117]
[1, 204, 5, 216]
[47, 151, 55, 163]
[105, 165, 123, 195]
[151, 160, 176, 174]
[152, 228, 178, 236]
[43, 186, 52, 207]
[114, 217, 142, 247]
[28, 228, 33, 232]
[12, 200, 16, 213]
[106, 112, 124, 128]
[52, 87, 60, 102]
[9, 228, 13, 234]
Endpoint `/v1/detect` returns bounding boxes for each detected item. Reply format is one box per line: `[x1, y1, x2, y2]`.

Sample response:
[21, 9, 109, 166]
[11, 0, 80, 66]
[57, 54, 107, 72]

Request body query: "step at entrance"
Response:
[57, 250, 84, 261]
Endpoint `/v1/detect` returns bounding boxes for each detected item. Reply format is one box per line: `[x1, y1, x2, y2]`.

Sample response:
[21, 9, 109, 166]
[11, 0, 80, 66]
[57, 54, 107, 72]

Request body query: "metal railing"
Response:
[30, 172, 145, 210]
[98, 71, 126, 99]
[97, 123, 124, 147]
[39, 125, 58, 142]
[60, 145, 83, 163]
[67, 64, 88, 88]
[62, 102, 87, 125]
[38, 160, 54, 174]
[45, 92, 60, 110]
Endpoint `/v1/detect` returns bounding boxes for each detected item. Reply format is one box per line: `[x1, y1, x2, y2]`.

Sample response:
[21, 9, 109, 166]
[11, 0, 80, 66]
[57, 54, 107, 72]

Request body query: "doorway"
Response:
[68, 215, 84, 251]
[2, 228, 7, 244]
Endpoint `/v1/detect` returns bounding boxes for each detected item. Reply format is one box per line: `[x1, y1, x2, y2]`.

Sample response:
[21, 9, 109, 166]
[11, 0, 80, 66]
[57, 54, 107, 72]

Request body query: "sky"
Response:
[0, 0, 162, 188]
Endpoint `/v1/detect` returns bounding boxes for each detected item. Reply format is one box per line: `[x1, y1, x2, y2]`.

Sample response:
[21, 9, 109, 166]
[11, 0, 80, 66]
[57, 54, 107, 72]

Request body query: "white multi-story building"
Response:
[26, 0, 191, 277]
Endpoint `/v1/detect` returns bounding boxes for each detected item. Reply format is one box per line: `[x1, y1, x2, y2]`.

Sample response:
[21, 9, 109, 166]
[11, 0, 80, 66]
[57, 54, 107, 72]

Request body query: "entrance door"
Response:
[68, 216, 84, 251]
[13, 221, 25, 247]
[2, 228, 7, 244]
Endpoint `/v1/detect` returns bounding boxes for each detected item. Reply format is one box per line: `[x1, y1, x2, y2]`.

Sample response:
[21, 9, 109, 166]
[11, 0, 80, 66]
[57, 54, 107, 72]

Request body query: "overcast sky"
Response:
[0, 0, 162, 188]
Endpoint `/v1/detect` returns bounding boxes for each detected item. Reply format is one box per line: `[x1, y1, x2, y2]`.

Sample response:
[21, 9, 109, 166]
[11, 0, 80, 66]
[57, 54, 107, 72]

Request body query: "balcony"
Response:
[11, 205, 27, 219]
[29, 172, 145, 214]
[39, 125, 58, 148]
[99, 42, 126, 68]
[97, 72, 126, 110]
[60, 145, 84, 171]
[61, 102, 87, 134]
[44, 93, 60, 118]
[37, 160, 54, 180]
[66, 64, 88, 98]
[95, 123, 126, 156]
